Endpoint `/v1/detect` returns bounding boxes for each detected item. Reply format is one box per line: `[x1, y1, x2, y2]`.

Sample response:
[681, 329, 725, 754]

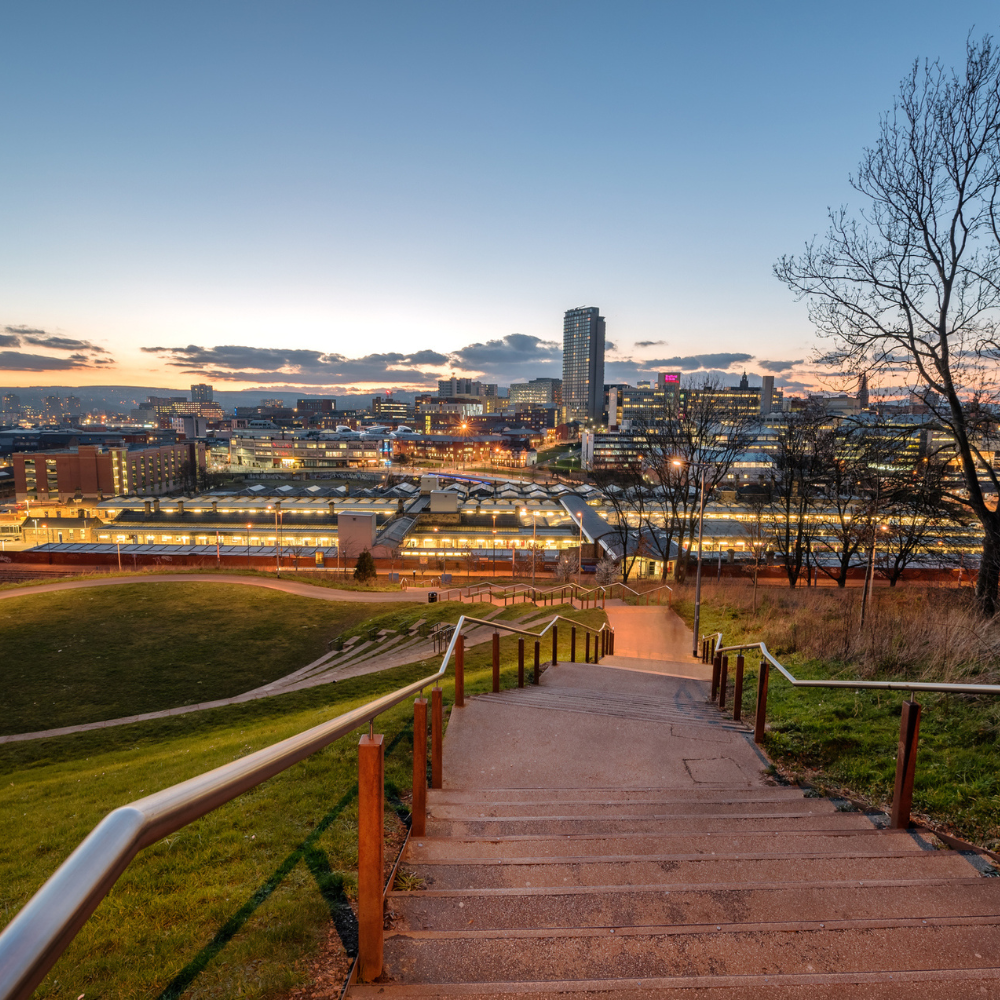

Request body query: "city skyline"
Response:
[1, 3, 997, 395]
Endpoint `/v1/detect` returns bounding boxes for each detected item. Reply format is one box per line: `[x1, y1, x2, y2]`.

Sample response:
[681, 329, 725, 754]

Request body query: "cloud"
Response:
[756, 358, 804, 372]
[634, 340, 665, 348]
[141, 344, 445, 386]
[4, 325, 47, 338]
[24, 335, 111, 353]
[0, 325, 114, 366]
[0, 351, 94, 371]
[449, 333, 560, 375]
[605, 340, 617, 353]
[642, 353, 753, 371]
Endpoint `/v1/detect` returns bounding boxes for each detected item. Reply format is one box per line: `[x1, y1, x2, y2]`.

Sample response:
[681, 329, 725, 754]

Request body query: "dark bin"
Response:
[428, 592, 438, 603]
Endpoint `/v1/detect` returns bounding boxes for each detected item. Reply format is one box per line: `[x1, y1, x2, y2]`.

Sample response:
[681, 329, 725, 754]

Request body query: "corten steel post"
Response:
[719, 655, 729, 710]
[454, 635, 465, 707]
[691, 464, 707, 657]
[551, 626, 558, 665]
[890, 700, 922, 829]
[411, 699, 427, 837]
[517, 638, 525, 687]
[431, 687, 442, 789]
[492, 632, 500, 693]
[533, 641, 540, 684]
[754, 660, 769, 744]
[585, 632, 591, 663]
[733, 654, 745, 721]
[357, 732, 385, 982]
[711, 653, 722, 702]
[571, 627, 576, 662]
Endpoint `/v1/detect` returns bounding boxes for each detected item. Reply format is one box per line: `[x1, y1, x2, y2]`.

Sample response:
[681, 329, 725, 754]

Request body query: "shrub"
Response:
[354, 549, 377, 583]
[595, 556, 619, 586]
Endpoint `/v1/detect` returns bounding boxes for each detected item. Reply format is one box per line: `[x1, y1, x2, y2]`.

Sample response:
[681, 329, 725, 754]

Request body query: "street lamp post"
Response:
[492, 511, 497, 577]
[246, 522, 252, 570]
[268, 504, 283, 577]
[691, 465, 707, 657]
[671, 459, 710, 658]
[521, 508, 539, 585]
[576, 510, 584, 584]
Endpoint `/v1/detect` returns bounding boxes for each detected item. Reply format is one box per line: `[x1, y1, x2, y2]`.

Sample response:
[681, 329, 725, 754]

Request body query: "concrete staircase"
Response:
[349, 659, 1000, 997]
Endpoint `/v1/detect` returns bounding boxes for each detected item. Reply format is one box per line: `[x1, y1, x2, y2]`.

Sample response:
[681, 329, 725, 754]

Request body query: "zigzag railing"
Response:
[437, 579, 672, 608]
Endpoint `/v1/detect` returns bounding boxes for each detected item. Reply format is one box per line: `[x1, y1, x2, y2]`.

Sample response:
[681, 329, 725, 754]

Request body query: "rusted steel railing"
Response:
[700, 630, 1000, 832]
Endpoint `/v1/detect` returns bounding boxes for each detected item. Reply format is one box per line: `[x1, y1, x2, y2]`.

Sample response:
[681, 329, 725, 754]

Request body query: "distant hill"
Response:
[0, 385, 419, 412]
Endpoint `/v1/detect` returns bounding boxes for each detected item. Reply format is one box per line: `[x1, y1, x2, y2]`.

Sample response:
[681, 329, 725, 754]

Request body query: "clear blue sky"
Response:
[0, 1, 995, 393]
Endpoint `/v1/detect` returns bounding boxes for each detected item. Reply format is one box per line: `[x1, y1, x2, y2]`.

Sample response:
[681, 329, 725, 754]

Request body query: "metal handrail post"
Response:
[691, 464, 706, 657]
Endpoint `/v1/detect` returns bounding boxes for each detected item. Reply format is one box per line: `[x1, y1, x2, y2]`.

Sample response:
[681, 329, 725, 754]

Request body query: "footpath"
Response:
[0, 573, 429, 604]
[350, 606, 1000, 997]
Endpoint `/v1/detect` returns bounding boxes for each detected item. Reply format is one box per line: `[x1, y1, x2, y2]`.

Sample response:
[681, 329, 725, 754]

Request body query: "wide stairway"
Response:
[350, 616, 1000, 997]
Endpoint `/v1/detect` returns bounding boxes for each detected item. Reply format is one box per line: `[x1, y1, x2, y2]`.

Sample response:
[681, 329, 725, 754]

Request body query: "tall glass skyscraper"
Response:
[562, 306, 606, 422]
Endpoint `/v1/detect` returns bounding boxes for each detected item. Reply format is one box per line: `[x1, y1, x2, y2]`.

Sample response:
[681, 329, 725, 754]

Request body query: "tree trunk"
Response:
[975, 519, 1000, 617]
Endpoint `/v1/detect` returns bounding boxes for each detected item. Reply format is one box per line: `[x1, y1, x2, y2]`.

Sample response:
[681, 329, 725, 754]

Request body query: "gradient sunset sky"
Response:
[1, 2, 996, 394]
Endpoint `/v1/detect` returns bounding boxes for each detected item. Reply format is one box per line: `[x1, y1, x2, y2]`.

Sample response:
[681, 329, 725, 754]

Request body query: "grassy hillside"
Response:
[0, 602, 608, 999]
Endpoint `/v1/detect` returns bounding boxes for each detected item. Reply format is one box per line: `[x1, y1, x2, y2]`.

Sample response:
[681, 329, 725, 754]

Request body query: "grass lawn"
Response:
[0, 584, 476, 735]
[0, 568, 413, 594]
[0, 603, 607, 1000]
[677, 594, 1000, 849]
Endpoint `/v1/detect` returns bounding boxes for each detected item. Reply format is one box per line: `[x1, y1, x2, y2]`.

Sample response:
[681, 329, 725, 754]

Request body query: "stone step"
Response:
[380, 918, 1000, 983]
[428, 785, 812, 804]
[474, 692, 739, 727]
[428, 798, 841, 819]
[409, 850, 977, 889]
[427, 811, 877, 838]
[350, 970, 999, 998]
[404, 828, 918, 861]
[389, 877, 996, 931]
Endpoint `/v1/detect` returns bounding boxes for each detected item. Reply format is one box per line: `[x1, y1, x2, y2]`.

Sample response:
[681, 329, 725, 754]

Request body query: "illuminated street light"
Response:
[521, 507, 541, 585]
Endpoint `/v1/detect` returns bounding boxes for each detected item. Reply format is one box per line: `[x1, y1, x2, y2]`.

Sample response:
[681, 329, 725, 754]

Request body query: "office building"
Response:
[761, 376, 775, 415]
[562, 306, 606, 422]
[439, 378, 482, 397]
[191, 383, 214, 403]
[509, 378, 562, 408]
[14, 442, 206, 501]
[372, 395, 410, 420]
[2, 394, 21, 423]
[296, 398, 336, 415]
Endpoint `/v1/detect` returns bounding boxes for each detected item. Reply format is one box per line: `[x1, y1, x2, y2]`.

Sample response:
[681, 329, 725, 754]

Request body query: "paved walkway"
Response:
[601, 604, 713, 680]
[0, 573, 434, 604]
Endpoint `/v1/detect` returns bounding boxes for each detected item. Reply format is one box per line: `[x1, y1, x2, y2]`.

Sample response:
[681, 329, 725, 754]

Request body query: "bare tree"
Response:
[775, 36, 1000, 613]
[875, 455, 963, 585]
[767, 404, 830, 587]
[740, 493, 773, 610]
[590, 468, 649, 582]
[639, 378, 760, 581]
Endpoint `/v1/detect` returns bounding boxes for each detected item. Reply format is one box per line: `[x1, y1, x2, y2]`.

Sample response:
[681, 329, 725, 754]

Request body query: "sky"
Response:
[1, 1, 997, 397]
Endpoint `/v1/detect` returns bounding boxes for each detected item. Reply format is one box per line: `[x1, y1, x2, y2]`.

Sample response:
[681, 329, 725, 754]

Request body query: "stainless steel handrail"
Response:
[437, 579, 672, 605]
[702, 632, 1000, 695]
[0, 608, 613, 1000]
